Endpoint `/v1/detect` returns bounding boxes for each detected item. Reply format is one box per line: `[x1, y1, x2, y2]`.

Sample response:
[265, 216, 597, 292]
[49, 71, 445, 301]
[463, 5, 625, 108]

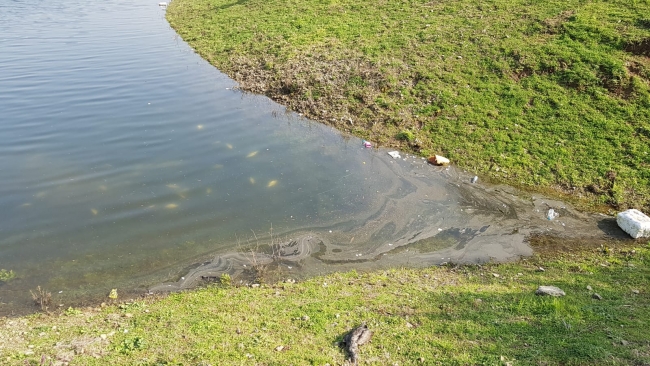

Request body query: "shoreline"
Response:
[165, 0, 650, 212]
[1, 241, 648, 364]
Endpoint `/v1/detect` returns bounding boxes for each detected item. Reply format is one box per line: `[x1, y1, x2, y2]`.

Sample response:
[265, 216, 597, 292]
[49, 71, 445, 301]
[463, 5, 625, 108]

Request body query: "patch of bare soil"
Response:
[542, 10, 576, 34]
[528, 233, 639, 257]
[222, 47, 426, 150]
[626, 59, 650, 83]
[625, 38, 650, 57]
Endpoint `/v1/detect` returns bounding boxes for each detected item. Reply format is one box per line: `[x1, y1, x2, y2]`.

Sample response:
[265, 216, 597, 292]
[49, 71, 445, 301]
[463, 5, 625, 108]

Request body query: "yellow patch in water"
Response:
[91, 208, 98, 215]
[206, 188, 212, 194]
[178, 193, 187, 199]
[98, 185, 108, 191]
[226, 143, 233, 149]
[165, 203, 178, 209]
[213, 164, 224, 169]
[197, 125, 204, 130]
[166, 184, 179, 189]
[21, 203, 32, 207]
[267, 180, 278, 188]
[35, 191, 46, 198]
[246, 151, 258, 158]
[249, 177, 255, 185]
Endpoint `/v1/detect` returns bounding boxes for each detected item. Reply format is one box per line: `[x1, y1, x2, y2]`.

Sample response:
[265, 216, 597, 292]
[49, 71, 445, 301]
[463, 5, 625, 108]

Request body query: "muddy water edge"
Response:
[0, 0, 639, 316]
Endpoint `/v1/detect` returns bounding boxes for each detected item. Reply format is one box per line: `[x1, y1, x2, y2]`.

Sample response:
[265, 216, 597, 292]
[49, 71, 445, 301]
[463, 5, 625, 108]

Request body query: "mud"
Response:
[151, 150, 631, 292]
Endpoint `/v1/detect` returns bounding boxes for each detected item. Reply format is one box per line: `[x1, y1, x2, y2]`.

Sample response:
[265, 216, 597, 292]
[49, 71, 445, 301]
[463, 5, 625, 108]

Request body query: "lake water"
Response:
[0, 0, 620, 315]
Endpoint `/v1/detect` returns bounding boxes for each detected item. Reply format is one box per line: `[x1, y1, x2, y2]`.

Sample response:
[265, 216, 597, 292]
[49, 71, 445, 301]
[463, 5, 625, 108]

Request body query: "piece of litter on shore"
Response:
[428, 155, 450, 166]
[616, 209, 650, 238]
[388, 151, 401, 159]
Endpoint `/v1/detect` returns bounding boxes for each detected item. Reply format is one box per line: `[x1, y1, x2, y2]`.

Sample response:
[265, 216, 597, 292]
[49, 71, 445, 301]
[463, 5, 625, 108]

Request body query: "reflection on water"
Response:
[0, 0, 625, 315]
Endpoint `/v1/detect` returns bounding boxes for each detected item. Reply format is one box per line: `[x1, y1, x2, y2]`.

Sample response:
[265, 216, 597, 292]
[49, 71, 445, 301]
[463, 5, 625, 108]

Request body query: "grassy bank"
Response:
[166, 0, 650, 210]
[1, 241, 648, 365]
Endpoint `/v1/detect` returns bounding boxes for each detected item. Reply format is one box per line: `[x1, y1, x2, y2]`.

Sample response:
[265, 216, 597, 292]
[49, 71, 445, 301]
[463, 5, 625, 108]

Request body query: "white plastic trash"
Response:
[388, 151, 401, 159]
[547, 209, 558, 221]
[616, 209, 650, 238]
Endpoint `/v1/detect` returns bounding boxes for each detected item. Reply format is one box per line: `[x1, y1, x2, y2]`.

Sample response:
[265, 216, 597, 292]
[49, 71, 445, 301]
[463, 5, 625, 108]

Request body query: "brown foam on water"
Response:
[151, 151, 622, 292]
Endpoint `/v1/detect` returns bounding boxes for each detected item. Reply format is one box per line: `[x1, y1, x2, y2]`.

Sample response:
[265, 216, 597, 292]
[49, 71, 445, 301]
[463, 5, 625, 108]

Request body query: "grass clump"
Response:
[396, 129, 416, 142]
[166, 0, 650, 210]
[1, 242, 648, 365]
[29, 286, 52, 312]
[0, 269, 15, 283]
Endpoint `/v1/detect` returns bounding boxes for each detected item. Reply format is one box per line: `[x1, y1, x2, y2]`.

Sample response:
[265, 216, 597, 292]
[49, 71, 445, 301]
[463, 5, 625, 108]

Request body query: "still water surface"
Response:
[0, 0, 616, 315]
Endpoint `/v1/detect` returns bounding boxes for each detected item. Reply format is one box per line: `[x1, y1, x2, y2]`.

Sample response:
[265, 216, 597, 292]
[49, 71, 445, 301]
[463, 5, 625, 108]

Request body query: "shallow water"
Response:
[0, 0, 624, 315]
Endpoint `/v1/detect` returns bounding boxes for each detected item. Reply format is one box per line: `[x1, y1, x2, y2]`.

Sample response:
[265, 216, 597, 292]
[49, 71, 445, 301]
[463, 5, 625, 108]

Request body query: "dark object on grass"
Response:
[343, 322, 373, 365]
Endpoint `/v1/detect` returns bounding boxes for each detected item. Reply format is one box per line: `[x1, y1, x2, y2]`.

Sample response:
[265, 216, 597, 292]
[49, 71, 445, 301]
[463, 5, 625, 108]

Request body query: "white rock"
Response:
[616, 209, 650, 238]
[535, 286, 565, 297]
[388, 151, 401, 159]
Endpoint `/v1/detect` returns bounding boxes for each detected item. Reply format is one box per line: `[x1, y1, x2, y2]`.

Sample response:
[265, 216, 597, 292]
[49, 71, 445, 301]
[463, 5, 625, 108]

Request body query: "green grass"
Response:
[2, 243, 649, 365]
[166, 0, 650, 210]
[0, 269, 15, 283]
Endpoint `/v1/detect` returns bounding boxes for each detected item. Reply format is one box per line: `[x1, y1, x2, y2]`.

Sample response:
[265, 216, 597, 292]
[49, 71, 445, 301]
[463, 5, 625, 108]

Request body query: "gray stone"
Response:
[535, 286, 565, 297]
